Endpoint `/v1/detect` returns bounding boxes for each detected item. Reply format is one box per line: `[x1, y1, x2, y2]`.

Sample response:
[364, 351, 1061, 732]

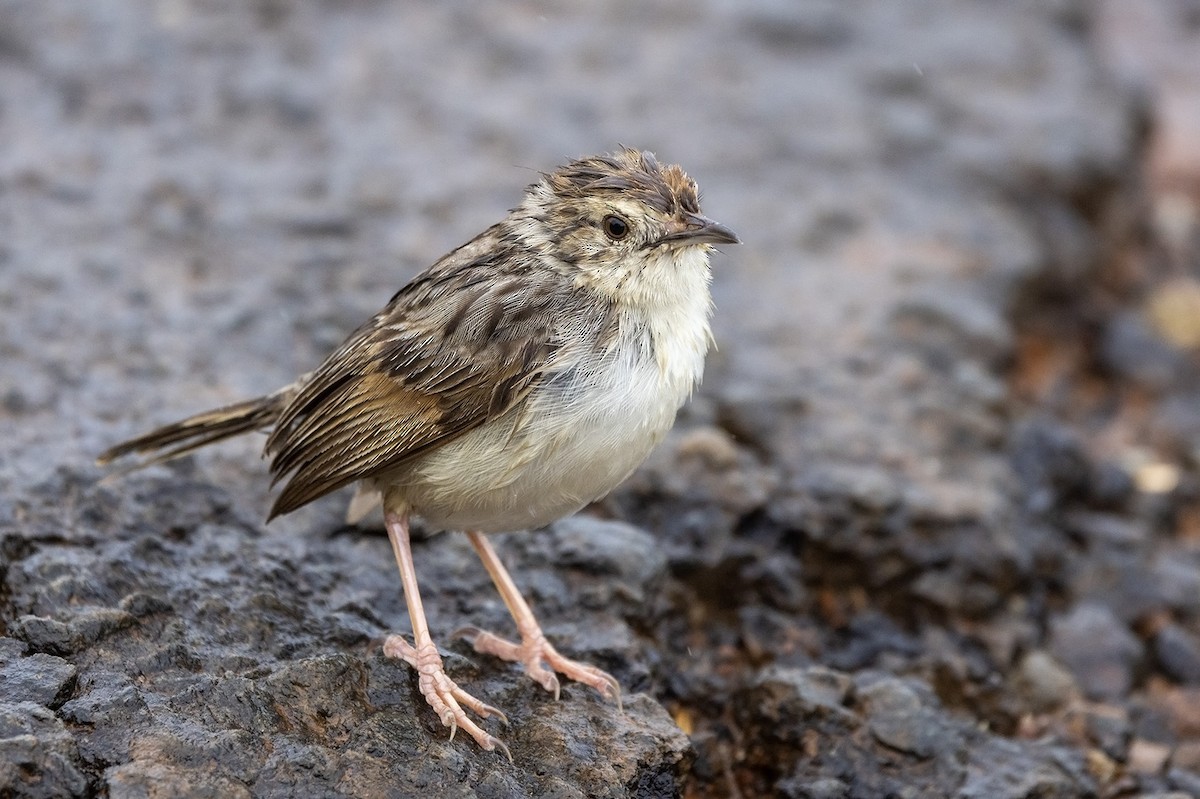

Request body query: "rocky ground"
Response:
[3, 1, 1200, 797]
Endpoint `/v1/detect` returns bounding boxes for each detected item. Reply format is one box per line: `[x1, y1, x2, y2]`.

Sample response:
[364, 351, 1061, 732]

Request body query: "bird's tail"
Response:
[96, 384, 296, 473]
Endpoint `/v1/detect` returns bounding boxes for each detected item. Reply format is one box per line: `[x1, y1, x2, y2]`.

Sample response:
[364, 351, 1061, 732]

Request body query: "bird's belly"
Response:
[387, 358, 684, 532]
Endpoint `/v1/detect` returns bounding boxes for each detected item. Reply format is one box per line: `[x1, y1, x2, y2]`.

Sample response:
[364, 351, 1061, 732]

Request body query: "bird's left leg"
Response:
[457, 530, 622, 708]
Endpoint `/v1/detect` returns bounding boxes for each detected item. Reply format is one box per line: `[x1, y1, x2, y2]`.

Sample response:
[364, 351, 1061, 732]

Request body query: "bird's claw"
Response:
[383, 633, 511, 756]
[455, 626, 622, 709]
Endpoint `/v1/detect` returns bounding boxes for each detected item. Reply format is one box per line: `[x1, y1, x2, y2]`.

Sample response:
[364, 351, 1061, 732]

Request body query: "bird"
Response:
[98, 147, 738, 756]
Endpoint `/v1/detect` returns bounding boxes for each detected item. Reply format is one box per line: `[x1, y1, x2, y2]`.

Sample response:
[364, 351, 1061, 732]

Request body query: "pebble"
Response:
[0, 702, 89, 798]
[858, 676, 961, 759]
[1154, 624, 1200, 685]
[1011, 650, 1077, 713]
[777, 776, 850, 799]
[0, 651, 77, 709]
[1128, 739, 1172, 775]
[1049, 604, 1143, 701]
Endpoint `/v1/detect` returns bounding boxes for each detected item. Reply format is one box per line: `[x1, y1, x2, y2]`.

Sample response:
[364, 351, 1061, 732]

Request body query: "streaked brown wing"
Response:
[264, 239, 581, 519]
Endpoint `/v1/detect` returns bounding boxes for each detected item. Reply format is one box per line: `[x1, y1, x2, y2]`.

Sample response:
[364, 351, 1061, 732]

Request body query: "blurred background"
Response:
[3, 1, 1200, 797]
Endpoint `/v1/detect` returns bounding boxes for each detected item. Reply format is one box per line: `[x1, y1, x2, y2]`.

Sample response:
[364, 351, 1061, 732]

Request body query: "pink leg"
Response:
[459, 531, 622, 709]
[382, 512, 511, 759]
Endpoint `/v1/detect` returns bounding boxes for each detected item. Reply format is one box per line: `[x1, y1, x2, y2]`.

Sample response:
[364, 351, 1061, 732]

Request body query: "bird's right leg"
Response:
[381, 509, 510, 758]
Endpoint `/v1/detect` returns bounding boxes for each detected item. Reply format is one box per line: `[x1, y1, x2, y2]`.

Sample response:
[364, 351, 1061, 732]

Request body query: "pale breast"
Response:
[386, 308, 708, 533]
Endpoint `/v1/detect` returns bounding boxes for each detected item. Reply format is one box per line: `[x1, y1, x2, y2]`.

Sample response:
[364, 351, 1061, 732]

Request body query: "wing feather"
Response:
[263, 237, 602, 519]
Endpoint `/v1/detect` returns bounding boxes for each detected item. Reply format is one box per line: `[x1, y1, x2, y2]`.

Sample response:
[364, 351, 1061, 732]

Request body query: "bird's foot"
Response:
[383, 634, 512, 760]
[455, 626, 622, 710]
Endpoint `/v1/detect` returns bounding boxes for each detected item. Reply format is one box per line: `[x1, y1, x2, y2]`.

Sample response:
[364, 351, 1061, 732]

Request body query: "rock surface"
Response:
[3, 0, 1200, 797]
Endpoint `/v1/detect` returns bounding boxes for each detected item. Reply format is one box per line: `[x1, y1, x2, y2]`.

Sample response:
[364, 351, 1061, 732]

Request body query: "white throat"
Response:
[638, 245, 714, 399]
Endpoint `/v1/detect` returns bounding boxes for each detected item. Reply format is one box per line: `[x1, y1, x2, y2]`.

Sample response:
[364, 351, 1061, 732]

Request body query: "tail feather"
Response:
[96, 386, 293, 473]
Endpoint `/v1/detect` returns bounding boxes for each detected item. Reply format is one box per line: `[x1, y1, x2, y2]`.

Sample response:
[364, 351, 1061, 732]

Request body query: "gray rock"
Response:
[0, 0, 1170, 794]
[957, 737, 1093, 799]
[776, 776, 850, 799]
[0, 652, 77, 709]
[1084, 706, 1132, 763]
[57, 671, 151, 766]
[714, 389, 810, 462]
[1010, 650, 1078, 714]
[546, 516, 667, 592]
[1167, 768, 1200, 797]
[1049, 604, 1144, 701]
[858, 675, 962, 759]
[0, 703, 89, 799]
[11, 618, 81, 658]
[1099, 311, 1185, 391]
[1152, 554, 1200, 616]
[756, 665, 855, 719]
[1010, 418, 1092, 513]
[1154, 624, 1200, 685]
[0, 640, 24, 661]
[891, 290, 1014, 368]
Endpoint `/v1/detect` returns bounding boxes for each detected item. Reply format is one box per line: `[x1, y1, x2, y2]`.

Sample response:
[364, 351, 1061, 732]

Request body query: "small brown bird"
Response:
[98, 148, 738, 756]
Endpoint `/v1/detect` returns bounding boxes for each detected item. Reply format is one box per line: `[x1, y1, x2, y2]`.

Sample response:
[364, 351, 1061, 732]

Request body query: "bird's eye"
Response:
[602, 215, 629, 241]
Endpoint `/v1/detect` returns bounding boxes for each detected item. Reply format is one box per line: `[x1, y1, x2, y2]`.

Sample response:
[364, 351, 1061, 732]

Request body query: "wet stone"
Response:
[957, 737, 1094, 799]
[1153, 624, 1200, 685]
[1167, 768, 1200, 797]
[776, 776, 850, 799]
[1129, 738, 1172, 775]
[1172, 740, 1200, 772]
[735, 665, 859, 747]
[1083, 706, 1132, 763]
[1049, 604, 1144, 701]
[0, 652, 77, 709]
[857, 675, 962, 759]
[57, 672, 151, 766]
[809, 464, 903, 515]
[545, 516, 667, 589]
[1152, 554, 1200, 616]
[263, 655, 372, 745]
[1099, 311, 1185, 391]
[714, 389, 810, 462]
[0, 0, 1168, 794]
[0, 639, 23, 661]
[1064, 511, 1148, 549]
[1010, 418, 1093, 513]
[1010, 650, 1078, 714]
[890, 290, 1014, 367]
[824, 612, 922, 672]
[0, 702, 89, 799]
[11, 618, 80, 658]
[767, 666, 853, 714]
[13, 610, 137, 658]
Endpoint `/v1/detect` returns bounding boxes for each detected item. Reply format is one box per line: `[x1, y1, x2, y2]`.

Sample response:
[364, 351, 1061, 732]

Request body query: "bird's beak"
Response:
[657, 213, 740, 247]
